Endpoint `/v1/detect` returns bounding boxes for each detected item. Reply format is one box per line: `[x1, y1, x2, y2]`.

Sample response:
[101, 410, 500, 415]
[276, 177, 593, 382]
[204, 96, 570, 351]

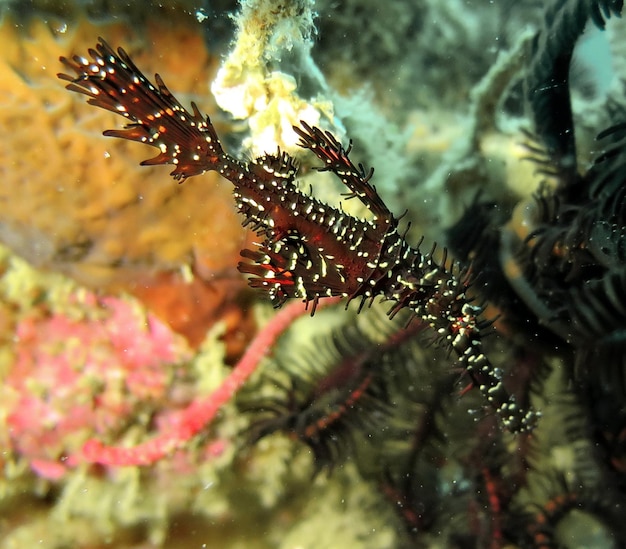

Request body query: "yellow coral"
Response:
[0, 17, 258, 349]
[0, 18, 247, 291]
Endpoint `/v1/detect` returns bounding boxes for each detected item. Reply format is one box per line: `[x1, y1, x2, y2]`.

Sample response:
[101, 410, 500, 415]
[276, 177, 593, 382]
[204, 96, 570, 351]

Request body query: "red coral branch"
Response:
[71, 297, 342, 466]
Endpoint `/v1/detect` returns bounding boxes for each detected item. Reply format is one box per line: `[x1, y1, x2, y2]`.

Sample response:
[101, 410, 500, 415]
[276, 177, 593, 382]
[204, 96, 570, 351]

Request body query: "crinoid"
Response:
[447, 0, 626, 545]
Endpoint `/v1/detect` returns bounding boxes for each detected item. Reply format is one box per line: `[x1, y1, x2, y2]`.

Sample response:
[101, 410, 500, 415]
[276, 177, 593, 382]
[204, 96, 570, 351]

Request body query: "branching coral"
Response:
[77, 297, 341, 466]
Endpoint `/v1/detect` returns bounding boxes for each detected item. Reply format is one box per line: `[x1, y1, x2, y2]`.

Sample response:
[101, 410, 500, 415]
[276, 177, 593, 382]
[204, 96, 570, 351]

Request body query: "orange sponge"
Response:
[0, 17, 255, 351]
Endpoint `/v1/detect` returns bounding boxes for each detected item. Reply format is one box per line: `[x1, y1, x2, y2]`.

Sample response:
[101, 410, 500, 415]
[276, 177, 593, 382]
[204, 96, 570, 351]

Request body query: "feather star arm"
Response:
[58, 38, 538, 432]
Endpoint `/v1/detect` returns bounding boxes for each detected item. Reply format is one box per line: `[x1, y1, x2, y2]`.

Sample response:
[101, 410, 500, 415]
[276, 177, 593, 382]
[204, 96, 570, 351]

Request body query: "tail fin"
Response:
[58, 38, 223, 181]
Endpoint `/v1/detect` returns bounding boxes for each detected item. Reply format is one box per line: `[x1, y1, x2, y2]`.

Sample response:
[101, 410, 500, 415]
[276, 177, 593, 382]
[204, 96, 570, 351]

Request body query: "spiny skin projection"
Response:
[58, 38, 537, 432]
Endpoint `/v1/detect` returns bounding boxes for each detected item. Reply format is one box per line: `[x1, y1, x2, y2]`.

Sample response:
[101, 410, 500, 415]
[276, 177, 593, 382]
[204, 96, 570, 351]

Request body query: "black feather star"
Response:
[447, 0, 626, 515]
[58, 38, 538, 433]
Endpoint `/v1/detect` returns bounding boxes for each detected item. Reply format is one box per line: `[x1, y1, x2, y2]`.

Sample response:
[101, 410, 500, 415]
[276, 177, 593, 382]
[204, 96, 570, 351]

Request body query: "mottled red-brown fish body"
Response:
[59, 38, 538, 432]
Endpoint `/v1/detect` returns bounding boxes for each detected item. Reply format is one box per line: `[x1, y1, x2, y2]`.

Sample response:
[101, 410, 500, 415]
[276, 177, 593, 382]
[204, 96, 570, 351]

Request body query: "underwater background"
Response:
[1, 0, 625, 547]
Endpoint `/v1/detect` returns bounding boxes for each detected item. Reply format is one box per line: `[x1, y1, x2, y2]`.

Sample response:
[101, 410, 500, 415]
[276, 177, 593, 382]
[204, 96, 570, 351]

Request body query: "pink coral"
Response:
[78, 297, 342, 467]
[4, 293, 191, 478]
[4, 283, 340, 475]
